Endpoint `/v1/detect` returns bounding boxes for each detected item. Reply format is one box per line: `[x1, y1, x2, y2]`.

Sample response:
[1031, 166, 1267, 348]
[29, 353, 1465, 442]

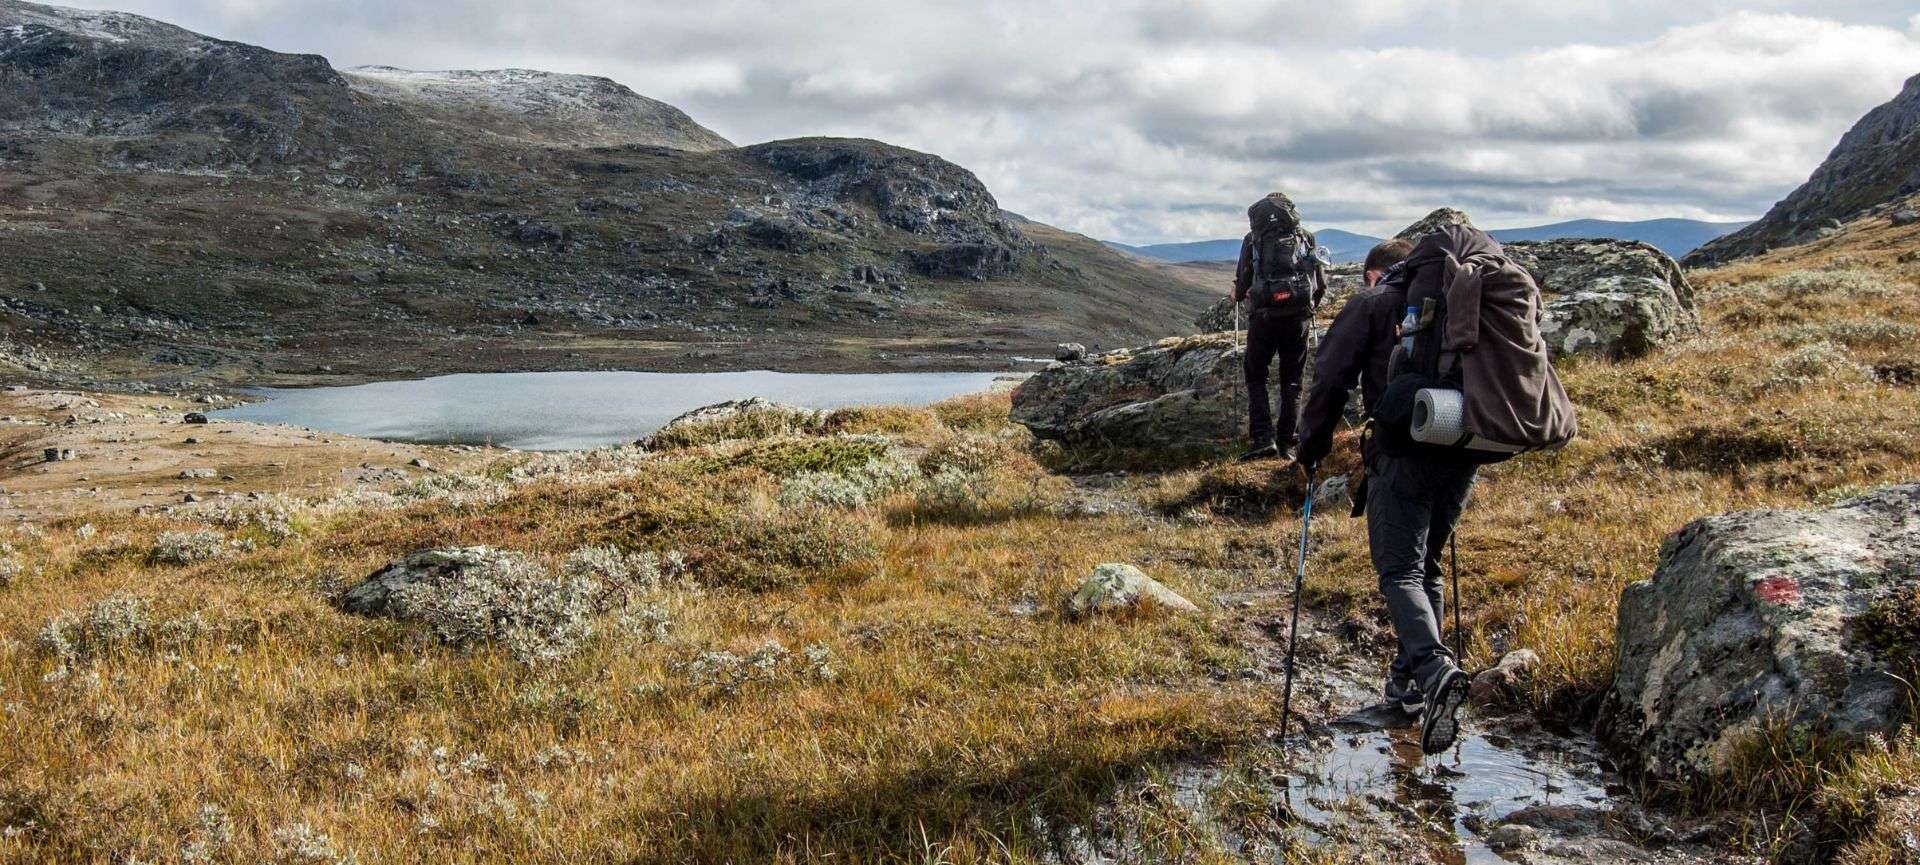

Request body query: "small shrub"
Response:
[186, 493, 309, 541]
[0, 557, 19, 589]
[646, 406, 825, 450]
[1773, 321, 1920, 349]
[699, 436, 893, 478]
[1767, 341, 1873, 388]
[395, 473, 509, 510]
[388, 551, 602, 664]
[918, 433, 1022, 477]
[930, 391, 1013, 432]
[35, 593, 221, 664]
[1719, 270, 1903, 327]
[271, 822, 358, 865]
[151, 530, 242, 565]
[562, 544, 662, 598]
[508, 446, 656, 485]
[676, 507, 879, 590]
[778, 455, 921, 509]
[1626, 423, 1802, 473]
[822, 405, 939, 437]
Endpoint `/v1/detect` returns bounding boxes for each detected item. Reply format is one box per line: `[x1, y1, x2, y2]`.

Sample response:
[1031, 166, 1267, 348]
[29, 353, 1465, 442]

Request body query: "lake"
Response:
[212, 370, 1015, 450]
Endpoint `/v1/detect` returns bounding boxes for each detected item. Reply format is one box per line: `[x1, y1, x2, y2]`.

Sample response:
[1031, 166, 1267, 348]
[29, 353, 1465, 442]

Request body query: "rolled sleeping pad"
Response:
[1411, 388, 1528, 454]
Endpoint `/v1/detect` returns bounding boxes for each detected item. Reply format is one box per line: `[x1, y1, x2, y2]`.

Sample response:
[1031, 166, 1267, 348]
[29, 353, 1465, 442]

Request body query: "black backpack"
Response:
[1248, 228, 1318, 319]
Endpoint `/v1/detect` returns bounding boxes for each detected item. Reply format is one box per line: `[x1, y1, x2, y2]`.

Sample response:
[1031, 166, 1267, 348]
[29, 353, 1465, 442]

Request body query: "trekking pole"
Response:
[1450, 532, 1464, 665]
[1231, 299, 1242, 424]
[1277, 467, 1316, 747]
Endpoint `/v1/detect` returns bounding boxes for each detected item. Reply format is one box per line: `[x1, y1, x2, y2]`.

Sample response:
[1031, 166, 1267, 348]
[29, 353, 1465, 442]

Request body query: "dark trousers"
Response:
[1366, 453, 1477, 691]
[1244, 311, 1310, 448]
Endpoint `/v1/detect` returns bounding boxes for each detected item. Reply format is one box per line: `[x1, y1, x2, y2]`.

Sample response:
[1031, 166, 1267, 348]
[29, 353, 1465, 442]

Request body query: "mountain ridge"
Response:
[1687, 73, 1920, 265]
[0, 0, 1214, 387]
[1111, 217, 1748, 264]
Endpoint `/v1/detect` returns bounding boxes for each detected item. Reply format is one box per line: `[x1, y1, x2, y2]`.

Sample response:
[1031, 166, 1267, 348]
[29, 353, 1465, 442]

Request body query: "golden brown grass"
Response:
[2, 242, 1918, 863]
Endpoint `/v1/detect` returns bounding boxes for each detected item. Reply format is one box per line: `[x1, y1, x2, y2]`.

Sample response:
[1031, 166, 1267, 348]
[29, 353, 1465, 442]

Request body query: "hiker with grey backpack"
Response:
[1294, 226, 1576, 754]
[1232, 193, 1329, 462]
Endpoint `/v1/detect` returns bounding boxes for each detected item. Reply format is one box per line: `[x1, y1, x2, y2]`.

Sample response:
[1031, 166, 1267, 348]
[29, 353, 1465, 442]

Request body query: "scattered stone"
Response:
[1313, 474, 1352, 512]
[1054, 343, 1086, 362]
[1011, 333, 1246, 449]
[1471, 648, 1541, 703]
[1067, 563, 1199, 619]
[183, 412, 209, 424]
[1600, 483, 1920, 780]
[177, 468, 216, 479]
[643, 397, 822, 447]
[1892, 208, 1920, 227]
[43, 447, 74, 462]
[182, 493, 200, 503]
[409, 457, 432, 469]
[183, 437, 200, 444]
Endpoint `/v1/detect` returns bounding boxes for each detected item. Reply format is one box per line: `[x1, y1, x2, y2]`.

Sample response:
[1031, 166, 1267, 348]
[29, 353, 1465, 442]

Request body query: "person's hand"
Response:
[1293, 459, 1318, 481]
[1295, 435, 1330, 472]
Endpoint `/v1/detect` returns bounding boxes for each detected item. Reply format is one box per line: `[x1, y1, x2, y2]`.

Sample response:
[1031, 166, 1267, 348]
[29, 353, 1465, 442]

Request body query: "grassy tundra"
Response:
[1, 236, 1918, 863]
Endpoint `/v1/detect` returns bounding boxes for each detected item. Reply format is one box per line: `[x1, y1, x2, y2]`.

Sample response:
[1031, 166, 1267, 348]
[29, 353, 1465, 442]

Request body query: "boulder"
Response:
[1892, 208, 1920, 227]
[1010, 333, 1249, 449]
[1504, 238, 1695, 310]
[1507, 238, 1696, 360]
[1194, 296, 1243, 333]
[1395, 208, 1475, 243]
[909, 242, 1017, 280]
[1054, 342, 1086, 362]
[339, 546, 522, 618]
[1599, 484, 1920, 781]
[1538, 276, 1691, 360]
[1470, 648, 1540, 703]
[177, 467, 216, 479]
[643, 397, 822, 447]
[1067, 563, 1198, 618]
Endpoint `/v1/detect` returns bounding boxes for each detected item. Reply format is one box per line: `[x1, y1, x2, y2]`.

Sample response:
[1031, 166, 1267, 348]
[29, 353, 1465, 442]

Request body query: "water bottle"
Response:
[1400, 305, 1419, 354]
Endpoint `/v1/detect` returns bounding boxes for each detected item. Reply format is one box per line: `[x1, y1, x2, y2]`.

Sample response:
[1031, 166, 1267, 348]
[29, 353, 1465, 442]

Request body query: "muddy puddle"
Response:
[1072, 709, 1718, 864]
[1280, 722, 1613, 862]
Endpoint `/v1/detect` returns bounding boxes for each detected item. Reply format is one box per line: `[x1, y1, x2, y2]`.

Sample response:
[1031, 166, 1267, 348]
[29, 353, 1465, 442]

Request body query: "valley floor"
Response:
[0, 232, 1917, 864]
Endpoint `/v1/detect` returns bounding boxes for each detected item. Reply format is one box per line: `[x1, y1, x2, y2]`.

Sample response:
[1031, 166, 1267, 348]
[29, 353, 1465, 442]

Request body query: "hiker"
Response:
[1232, 192, 1328, 462]
[1295, 227, 1575, 754]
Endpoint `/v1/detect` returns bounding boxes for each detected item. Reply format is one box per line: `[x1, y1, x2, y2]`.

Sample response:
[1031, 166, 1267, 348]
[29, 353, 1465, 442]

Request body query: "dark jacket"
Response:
[1296, 273, 1405, 465]
[1233, 229, 1328, 310]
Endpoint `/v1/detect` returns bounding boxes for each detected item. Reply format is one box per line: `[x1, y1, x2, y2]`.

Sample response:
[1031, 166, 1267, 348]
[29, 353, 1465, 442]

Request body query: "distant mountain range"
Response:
[1107, 228, 1382, 264]
[1111, 218, 1750, 264]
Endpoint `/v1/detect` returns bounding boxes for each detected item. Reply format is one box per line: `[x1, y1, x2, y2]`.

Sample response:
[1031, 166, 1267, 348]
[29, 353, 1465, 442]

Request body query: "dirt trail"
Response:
[0, 387, 491, 523]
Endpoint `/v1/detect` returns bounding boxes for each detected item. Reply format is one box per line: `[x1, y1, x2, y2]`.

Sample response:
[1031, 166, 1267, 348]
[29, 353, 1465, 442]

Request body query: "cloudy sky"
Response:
[57, 0, 1920, 242]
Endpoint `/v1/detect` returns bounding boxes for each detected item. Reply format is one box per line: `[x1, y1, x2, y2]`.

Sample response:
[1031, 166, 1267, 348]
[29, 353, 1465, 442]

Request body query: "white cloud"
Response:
[52, 0, 1920, 241]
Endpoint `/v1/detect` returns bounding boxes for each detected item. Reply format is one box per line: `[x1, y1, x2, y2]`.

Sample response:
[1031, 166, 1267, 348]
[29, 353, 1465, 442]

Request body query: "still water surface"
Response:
[213, 370, 1012, 450]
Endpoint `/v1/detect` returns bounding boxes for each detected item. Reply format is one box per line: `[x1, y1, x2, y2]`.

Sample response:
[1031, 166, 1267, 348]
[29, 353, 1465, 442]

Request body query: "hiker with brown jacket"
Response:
[1232, 193, 1328, 462]
[1296, 226, 1575, 754]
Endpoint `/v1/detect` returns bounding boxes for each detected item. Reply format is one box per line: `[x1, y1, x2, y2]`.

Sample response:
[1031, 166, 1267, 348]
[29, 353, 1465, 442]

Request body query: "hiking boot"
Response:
[1419, 666, 1471, 754]
[1237, 443, 1280, 462]
[1385, 675, 1425, 716]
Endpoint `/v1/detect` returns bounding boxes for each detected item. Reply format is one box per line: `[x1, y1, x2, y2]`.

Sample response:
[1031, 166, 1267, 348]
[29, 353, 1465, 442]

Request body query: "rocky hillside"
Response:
[1688, 73, 1920, 265]
[342, 67, 735, 152]
[0, 0, 1215, 388]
